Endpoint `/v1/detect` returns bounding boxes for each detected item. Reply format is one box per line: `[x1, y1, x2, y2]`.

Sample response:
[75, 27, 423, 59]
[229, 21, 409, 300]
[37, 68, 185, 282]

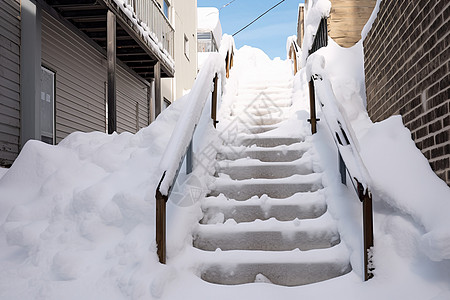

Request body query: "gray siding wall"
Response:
[41, 11, 107, 143]
[0, 0, 21, 166]
[117, 66, 149, 133]
[41, 11, 149, 142]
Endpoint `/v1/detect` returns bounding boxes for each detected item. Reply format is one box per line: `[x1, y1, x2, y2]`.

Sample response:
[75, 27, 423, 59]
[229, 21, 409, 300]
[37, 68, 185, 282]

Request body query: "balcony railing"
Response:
[126, 0, 174, 58]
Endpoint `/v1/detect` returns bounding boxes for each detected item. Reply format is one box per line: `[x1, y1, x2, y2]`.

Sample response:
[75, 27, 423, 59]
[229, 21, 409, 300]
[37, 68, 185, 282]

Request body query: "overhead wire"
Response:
[232, 0, 286, 37]
[220, 0, 237, 10]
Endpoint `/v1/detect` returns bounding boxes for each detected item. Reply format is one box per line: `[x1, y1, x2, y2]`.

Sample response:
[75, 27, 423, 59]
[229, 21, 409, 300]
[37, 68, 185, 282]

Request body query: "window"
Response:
[184, 34, 189, 60]
[40, 66, 55, 144]
[163, 0, 169, 19]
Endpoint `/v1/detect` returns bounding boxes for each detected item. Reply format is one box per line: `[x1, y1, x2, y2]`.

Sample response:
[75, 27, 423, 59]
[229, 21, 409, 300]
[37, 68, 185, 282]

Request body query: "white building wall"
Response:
[161, 0, 198, 104]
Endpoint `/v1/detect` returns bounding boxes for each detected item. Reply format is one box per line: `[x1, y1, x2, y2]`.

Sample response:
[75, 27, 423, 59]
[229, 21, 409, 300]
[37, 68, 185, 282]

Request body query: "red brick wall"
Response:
[364, 0, 450, 186]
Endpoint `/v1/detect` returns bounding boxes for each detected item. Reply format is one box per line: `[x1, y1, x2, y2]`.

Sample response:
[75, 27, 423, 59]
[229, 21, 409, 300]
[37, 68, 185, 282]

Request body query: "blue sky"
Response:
[197, 0, 303, 59]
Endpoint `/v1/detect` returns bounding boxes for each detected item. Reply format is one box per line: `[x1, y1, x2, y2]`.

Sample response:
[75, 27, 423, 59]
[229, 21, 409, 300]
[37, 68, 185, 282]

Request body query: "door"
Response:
[40, 66, 55, 144]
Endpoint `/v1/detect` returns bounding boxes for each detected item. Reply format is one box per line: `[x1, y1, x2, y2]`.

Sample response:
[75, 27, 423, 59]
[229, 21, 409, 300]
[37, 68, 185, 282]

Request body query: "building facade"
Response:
[364, 0, 449, 185]
[0, 0, 177, 167]
[161, 0, 198, 104]
[299, 0, 376, 48]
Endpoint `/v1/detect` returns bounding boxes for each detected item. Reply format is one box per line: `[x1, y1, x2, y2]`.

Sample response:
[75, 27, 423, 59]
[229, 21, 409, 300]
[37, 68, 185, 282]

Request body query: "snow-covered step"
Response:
[232, 98, 292, 109]
[216, 156, 314, 180]
[236, 115, 286, 126]
[201, 192, 327, 223]
[233, 136, 301, 147]
[243, 125, 278, 134]
[238, 83, 293, 90]
[210, 174, 323, 200]
[197, 244, 352, 286]
[217, 143, 309, 162]
[232, 106, 289, 117]
[194, 213, 340, 251]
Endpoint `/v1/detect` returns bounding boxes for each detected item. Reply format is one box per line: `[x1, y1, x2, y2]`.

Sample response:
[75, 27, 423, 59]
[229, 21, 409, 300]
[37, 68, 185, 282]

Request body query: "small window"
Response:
[163, 0, 169, 19]
[184, 34, 189, 60]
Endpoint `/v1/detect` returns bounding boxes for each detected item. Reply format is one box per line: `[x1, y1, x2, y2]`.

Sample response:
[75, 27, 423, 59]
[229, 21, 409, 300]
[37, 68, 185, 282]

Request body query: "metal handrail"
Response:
[306, 18, 374, 281]
[155, 51, 233, 264]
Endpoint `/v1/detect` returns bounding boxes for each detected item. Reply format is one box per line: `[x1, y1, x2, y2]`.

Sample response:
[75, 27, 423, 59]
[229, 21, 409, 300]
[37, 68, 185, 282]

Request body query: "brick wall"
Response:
[364, 0, 450, 186]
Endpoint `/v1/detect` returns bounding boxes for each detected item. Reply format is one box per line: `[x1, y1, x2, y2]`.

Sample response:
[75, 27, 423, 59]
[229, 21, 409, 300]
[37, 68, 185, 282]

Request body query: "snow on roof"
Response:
[197, 7, 222, 48]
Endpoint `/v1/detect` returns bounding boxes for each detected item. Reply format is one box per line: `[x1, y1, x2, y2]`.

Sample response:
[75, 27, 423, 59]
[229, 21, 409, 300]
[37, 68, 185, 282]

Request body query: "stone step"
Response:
[194, 213, 340, 251]
[210, 174, 323, 200]
[201, 191, 327, 223]
[216, 156, 314, 180]
[232, 136, 302, 148]
[217, 144, 308, 162]
[197, 244, 352, 286]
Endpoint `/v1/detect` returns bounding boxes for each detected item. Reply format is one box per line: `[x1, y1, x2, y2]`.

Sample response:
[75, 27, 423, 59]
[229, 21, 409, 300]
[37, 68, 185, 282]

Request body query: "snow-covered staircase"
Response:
[192, 80, 352, 286]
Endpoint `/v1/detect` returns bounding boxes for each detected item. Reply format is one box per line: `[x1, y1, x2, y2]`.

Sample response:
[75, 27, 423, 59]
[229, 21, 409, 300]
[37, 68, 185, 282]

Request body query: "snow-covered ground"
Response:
[1, 35, 450, 300]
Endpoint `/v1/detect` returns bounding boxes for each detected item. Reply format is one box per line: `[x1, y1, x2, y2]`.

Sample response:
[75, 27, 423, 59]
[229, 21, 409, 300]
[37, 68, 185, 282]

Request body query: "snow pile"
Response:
[0, 96, 191, 299]
[197, 7, 222, 49]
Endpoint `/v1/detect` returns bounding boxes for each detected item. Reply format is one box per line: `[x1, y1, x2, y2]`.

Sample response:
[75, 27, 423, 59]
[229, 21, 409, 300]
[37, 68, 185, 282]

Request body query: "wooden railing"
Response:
[155, 51, 233, 264]
[307, 18, 374, 281]
[126, 0, 174, 57]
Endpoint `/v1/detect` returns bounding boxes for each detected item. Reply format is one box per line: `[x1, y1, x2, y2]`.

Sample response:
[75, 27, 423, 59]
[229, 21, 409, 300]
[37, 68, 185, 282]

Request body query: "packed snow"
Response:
[197, 7, 223, 49]
[1, 20, 450, 300]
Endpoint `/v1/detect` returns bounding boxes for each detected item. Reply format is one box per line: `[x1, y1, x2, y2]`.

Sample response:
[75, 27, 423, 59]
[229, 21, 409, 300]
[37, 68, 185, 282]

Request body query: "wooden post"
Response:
[186, 140, 193, 174]
[308, 79, 317, 134]
[107, 10, 117, 134]
[156, 174, 167, 264]
[211, 74, 218, 128]
[154, 62, 162, 118]
[338, 151, 346, 185]
[225, 53, 230, 78]
[358, 182, 374, 281]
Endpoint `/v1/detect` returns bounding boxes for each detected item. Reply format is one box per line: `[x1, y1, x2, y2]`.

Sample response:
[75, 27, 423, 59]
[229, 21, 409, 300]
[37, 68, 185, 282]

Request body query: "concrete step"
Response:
[243, 125, 279, 134]
[194, 213, 340, 251]
[232, 136, 302, 148]
[217, 144, 308, 162]
[201, 191, 327, 223]
[197, 244, 352, 286]
[210, 174, 323, 200]
[216, 156, 314, 180]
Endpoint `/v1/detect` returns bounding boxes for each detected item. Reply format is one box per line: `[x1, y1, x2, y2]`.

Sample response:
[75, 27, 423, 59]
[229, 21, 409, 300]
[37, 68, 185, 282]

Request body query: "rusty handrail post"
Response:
[358, 181, 374, 281]
[211, 73, 219, 128]
[156, 173, 167, 264]
[308, 78, 318, 134]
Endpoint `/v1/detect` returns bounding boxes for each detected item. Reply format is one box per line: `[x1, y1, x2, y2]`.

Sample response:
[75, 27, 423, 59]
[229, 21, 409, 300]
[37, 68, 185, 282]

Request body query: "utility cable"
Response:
[220, 0, 237, 10]
[232, 0, 286, 37]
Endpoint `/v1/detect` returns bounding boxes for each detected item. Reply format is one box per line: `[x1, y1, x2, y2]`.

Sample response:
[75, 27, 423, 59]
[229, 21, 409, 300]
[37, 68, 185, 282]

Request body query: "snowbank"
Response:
[0, 89, 189, 300]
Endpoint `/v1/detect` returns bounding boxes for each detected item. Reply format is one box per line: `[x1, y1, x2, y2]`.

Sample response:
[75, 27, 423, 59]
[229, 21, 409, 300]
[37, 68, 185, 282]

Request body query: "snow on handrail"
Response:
[157, 53, 225, 196]
[306, 51, 374, 281]
[313, 73, 372, 189]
